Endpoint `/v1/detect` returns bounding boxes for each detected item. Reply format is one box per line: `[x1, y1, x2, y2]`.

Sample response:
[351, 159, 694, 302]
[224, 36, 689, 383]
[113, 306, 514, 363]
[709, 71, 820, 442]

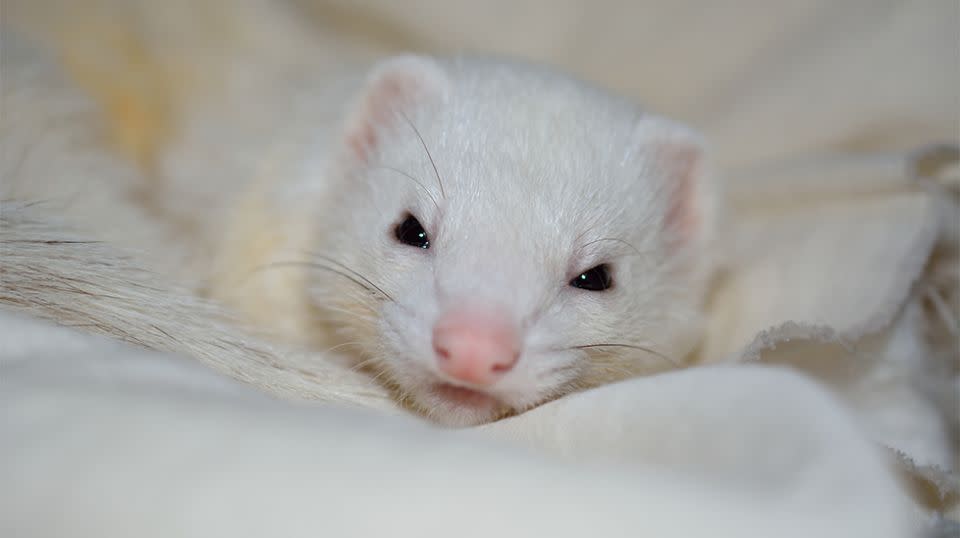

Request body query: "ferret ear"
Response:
[343, 55, 450, 162]
[634, 116, 717, 253]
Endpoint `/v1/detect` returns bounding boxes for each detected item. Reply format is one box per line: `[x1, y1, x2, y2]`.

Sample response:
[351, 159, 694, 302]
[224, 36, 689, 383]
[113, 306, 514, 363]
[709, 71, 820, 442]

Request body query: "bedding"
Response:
[1, 0, 957, 535]
[0, 311, 923, 537]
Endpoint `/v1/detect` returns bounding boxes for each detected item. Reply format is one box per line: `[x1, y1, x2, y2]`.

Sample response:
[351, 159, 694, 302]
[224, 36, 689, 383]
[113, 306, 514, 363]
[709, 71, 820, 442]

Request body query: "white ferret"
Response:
[196, 55, 719, 426]
[3, 40, 718, 426]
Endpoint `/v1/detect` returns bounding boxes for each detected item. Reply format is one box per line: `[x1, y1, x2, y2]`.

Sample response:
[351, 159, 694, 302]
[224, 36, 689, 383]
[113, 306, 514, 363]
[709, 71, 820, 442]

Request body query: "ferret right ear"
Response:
[343, 55, 450, 162]
[633, 116, 718, 256]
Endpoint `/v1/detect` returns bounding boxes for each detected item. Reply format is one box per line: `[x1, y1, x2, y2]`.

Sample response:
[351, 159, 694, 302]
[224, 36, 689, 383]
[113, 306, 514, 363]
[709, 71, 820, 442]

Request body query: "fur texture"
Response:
[2, 28, 716, 426]
[198, 55, 718, 425]
[0, 202, 397, 411]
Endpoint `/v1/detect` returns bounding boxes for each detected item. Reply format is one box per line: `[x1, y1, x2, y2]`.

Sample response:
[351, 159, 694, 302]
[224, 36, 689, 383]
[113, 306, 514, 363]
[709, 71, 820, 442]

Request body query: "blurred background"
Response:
[4, 0, 958, 176]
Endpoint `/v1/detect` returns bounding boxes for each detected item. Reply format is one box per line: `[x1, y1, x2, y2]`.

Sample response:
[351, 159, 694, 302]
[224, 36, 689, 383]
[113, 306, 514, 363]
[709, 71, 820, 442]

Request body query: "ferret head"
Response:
[302, 55, 717, 426]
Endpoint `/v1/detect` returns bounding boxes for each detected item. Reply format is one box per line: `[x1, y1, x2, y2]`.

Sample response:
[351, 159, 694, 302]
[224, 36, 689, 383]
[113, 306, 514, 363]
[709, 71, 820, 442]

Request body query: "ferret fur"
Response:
[2, 25, 718, 426]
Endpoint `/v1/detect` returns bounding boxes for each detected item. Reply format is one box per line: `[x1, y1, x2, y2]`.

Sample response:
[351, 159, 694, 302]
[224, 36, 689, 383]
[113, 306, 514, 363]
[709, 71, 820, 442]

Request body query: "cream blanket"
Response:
[0, 309, 925, 537]
[1, 0, 957, 535]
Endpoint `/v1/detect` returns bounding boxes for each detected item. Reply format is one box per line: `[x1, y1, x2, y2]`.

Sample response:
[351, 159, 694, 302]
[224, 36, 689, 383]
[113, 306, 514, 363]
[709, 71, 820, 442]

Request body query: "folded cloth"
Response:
[701, 145, 959, 517]
[0, 311, 920, 538]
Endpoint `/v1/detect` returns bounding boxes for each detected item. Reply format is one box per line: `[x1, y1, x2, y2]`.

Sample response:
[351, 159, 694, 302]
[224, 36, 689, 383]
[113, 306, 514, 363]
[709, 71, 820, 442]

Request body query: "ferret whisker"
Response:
[314, 283, 380, 304]
[314, 307, 376, 325]
[318, 304, 376, 321]
[318, 292, 380, 313]
[347, 355, 382, 374]
[372, 165, 440, 209]
[580, 237, 644, 256]
[308, 300, 375, 320]
[259, 260, 388, 301]
[400, 111, 445, 198]
[367, 366, 397, 387]
[309, 254, 395, 303]
[318, 340, 365, 355]
[570, 343, 677, 367]
[256, 258, 394, 303]
[572, 222, 601, 248]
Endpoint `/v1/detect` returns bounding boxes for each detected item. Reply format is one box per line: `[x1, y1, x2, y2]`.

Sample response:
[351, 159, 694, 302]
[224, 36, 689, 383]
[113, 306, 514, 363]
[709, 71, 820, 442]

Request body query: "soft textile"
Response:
[1, 0, 957, 535]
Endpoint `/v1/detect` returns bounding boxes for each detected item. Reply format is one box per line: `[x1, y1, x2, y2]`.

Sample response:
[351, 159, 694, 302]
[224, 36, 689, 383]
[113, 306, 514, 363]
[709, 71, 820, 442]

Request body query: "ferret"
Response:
[1, 31, 717, 426]
[197, 55, 719, 427]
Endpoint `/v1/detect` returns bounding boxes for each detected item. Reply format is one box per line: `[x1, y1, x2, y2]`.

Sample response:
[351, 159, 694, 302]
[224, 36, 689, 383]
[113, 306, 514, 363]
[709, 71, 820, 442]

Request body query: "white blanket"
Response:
[0, 311, 921, 537]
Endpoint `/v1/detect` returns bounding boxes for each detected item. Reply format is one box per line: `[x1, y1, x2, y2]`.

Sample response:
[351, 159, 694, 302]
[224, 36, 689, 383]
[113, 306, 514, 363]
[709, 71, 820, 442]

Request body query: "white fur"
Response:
[271, 55, 715, 425]
[0, 202, 398, 411]
[0, 30, 713, 425]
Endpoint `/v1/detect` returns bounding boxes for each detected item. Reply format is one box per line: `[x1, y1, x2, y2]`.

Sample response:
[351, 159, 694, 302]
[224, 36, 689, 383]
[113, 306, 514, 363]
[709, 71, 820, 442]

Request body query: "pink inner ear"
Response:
[344, 57, 448, 162]
[346, 78, 410, 161]
[660, 143, 703, 250]
[347, 123, 379, 161]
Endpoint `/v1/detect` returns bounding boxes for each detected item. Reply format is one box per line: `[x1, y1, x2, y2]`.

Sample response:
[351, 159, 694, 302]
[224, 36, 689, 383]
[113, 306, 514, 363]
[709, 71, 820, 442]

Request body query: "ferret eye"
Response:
[570, 264, 613, 291]
[394, 214, 430, 249]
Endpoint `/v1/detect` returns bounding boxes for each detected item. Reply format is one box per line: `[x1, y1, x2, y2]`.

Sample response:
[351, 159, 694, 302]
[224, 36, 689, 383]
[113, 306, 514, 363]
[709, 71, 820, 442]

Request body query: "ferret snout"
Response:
[432, 306, 520, 386]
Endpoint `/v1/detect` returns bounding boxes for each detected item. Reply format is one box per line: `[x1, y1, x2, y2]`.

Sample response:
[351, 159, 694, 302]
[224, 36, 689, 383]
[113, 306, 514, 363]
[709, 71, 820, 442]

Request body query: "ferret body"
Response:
[187, 55, 719, 426]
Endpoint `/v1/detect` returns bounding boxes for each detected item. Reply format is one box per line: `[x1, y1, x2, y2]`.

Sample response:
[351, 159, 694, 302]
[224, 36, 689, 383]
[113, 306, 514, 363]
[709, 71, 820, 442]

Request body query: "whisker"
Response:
[313, 306, 377, 325]
[319, 341, 366, 355]
[311, 254, 396, 303]
[372, 166, 440, 209]
[400, 111, 445, 198]
[580, 237, 644, 256]
[368, 367, 396, 387]
[310, 303, 378, 323]
[261, 260, 383, 299]
[347, 355, 382, 374]
[314, 287, 380, 308]
[256, 259, 394, 303]
[573, 217, 605, 249]
[570, 343, 678, 367]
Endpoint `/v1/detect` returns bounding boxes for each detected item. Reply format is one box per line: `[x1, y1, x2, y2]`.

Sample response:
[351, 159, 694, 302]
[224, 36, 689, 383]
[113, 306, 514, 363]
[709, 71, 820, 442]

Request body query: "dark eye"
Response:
[394, 214, 430, 249]
[570, 264, 613, 291]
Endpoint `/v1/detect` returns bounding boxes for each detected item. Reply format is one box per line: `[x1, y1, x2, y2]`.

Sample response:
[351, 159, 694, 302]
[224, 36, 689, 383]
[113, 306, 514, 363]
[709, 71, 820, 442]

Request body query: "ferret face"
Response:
[305, 56, 714, 426]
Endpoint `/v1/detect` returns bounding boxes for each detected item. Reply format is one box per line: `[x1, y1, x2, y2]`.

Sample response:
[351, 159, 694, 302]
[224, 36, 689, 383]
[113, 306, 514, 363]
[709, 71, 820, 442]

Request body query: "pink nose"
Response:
[432, 307, 520, 386]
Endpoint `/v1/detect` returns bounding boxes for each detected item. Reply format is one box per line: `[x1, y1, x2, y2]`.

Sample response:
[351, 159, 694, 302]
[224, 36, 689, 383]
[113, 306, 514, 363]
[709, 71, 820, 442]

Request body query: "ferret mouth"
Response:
[429, 382, 500, 409]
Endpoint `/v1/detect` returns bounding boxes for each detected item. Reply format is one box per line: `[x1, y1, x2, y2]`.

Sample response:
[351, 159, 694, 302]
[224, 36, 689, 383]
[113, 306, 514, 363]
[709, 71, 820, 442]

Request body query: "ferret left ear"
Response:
[635, 116, 717, 253]
[343, 55, 451, 162]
